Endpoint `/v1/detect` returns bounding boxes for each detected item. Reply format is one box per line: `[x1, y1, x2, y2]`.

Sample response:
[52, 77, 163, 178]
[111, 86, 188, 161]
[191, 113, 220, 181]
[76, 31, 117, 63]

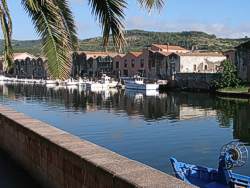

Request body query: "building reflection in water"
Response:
[0, 83, 249, 145]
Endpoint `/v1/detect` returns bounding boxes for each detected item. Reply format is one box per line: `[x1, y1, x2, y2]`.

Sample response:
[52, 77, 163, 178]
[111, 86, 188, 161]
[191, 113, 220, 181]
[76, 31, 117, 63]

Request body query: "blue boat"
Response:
[170, 141, 250, 188]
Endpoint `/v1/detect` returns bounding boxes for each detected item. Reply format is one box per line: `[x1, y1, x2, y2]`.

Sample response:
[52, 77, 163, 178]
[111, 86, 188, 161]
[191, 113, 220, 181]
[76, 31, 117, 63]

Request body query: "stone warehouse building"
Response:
[113, 52, 147, 77]
[147, 45, 226, 79]
[72, 51, 119, 78]
[0, 52, 48, 79]
[147, 44, 191, 79]
[235, 41, 250, 82]
[1, 46, 226, 81]
[114, 44, 189, 78]
[169, 52, 226, 73]
[113, 44, 226, 79]
[13, 53, 48, 79]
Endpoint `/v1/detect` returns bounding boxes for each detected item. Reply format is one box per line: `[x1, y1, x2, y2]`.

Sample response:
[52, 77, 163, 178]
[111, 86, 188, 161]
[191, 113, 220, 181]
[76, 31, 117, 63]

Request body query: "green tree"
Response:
[0, 0, 164, 79]
[215, 60, 240, 88]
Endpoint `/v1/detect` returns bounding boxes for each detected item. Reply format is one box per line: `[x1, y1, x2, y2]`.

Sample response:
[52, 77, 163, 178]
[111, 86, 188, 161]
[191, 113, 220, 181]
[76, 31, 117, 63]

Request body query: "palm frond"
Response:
[0, 0, 13, 72]
[55, 0, 78, 50]
[137, 0, 165, 10]
[22, 0, 78, 80]
[89, 0, 127, 51]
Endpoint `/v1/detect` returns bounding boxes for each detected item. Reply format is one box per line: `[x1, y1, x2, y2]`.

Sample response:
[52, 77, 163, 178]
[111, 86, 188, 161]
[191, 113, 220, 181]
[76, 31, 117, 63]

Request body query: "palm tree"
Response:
[0, 0, 164, 80]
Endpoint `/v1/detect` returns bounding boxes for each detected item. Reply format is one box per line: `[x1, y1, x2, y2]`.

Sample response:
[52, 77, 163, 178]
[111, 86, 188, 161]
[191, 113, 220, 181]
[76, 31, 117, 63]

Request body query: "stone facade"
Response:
[148, 49, 225, 79]
[177, 53, 226, 73]
[113, 51, 148, 77]
[13, 53, 48, 79]
[114, 44, 187, 79]
[72, 51, 118, 78]
[71, 45, 227, 81]
[175, 73, 221, 90]
[235, 41, 250, 82]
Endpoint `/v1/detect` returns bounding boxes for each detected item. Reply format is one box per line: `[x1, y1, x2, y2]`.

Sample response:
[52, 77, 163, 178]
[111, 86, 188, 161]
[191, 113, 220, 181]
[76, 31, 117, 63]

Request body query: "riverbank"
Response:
[216, 86, 250, 99]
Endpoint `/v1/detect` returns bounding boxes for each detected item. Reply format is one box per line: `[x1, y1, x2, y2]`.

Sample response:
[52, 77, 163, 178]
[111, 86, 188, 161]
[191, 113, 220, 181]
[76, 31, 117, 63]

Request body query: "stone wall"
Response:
[175, 73, 221, 90]
[0, 106, 192, 188]
[179, 55, 225, 73]
[236, 44, 250, 82]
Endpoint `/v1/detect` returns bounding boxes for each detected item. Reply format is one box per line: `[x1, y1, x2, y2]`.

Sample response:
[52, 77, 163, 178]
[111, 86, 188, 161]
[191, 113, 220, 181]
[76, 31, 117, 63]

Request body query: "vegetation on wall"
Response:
[215, 60, 240, 89]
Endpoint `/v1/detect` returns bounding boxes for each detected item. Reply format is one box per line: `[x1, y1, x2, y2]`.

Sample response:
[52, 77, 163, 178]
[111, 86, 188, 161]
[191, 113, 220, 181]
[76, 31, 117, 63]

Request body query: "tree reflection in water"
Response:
[0, 84, 250, 145]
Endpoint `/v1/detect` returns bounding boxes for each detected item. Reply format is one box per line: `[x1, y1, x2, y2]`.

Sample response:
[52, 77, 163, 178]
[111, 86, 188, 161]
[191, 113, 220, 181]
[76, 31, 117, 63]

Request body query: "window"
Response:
[123, 69, 128, 76]
[140, 59, 144, 68]
[116, 61, 119, 69]
[131, 59, 135, 68]
[124, 59, 127, 68]
[152, 61, 155, 67]
[204, 65, 208, 71]
[193, 65, 197, 72]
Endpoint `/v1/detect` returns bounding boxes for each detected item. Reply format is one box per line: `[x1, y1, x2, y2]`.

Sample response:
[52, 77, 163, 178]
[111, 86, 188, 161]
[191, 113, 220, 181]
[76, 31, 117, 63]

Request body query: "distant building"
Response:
[72, 51, 119, 77]
[150, 44, 190, 53]
[169, 52, 226, 74]
[0, 52, 48, 78]
[148, 51, 226, 80]
[113, 52, 148, 77]
[235, 41, 250, 82]
[114, 44, 189, 78]
[147, 44, 191, 79]
[13, 52, 48, 79]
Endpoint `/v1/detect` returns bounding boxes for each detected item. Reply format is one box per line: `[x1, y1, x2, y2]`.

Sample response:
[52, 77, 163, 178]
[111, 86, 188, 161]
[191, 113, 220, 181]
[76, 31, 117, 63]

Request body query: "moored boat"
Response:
[86, 74, 118, 90]
[123, 76, 159, 91]
[63, 78, 79, 86]
[170, 141, 250, 188]
[45, 80, 58, 86]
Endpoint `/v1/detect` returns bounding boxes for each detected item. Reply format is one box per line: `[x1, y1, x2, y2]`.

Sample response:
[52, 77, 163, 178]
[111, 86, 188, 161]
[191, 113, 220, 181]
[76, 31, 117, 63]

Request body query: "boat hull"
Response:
[125, 82, 159, 90]
[170, 158, 250, 188]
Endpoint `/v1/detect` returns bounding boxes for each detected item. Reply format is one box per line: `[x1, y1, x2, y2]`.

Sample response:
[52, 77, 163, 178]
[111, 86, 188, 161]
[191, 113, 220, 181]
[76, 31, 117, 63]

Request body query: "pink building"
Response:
[113, 51, 149, 77]
[113, 44, 190, 78]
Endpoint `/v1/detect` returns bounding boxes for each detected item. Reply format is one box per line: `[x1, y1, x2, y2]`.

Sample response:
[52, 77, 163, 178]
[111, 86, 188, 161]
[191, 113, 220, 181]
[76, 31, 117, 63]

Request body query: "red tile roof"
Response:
[129, 52, 143, 57]
[77, 51, 119, 58]
[177, 52, 225, 57]
[152, 44, 188, 51]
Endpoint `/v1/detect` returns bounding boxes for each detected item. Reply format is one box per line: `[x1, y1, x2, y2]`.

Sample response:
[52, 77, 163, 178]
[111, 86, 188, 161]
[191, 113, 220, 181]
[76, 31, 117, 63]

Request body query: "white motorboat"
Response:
[100, 75, 118, 88]
[45, 80, 58, 86]
[86, 74, 118, 91]
[124, 76, 159, 91]
[64, 78, 79, 86]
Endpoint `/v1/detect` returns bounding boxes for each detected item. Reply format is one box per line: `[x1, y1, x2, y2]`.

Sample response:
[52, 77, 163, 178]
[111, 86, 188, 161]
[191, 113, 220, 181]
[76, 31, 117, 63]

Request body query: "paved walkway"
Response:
[0, 149, 43, 188]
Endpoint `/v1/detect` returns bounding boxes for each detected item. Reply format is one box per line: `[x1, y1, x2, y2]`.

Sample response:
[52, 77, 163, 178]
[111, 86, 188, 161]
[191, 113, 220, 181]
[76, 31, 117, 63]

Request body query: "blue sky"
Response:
[2, 0, 250, 40]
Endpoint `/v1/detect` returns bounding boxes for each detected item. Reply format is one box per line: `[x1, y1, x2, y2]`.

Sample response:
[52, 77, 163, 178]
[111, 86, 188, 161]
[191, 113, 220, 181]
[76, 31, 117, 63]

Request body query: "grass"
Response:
[218, 86, 250, 93]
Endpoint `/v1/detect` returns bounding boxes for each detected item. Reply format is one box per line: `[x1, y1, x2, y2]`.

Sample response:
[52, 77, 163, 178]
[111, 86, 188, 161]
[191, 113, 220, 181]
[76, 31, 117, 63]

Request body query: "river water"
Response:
[0, 84, 249, 178]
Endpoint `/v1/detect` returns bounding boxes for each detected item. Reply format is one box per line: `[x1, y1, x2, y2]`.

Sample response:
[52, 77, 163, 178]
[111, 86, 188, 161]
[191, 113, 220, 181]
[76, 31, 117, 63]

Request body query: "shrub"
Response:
[215, 60, 240, 88]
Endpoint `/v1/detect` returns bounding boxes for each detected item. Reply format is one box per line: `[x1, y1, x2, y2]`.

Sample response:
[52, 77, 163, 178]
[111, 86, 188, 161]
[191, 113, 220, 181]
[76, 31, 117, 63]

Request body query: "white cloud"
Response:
[125, 16, 250, 38]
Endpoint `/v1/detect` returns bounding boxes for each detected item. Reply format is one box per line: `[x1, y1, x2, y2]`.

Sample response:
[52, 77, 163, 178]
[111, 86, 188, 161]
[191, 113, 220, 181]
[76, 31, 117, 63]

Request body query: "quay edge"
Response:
[0, 105, 194, 188]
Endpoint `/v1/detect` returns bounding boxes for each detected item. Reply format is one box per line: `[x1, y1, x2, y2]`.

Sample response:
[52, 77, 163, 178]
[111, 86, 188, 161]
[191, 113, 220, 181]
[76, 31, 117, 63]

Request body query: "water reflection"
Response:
[1, 84, 249, 145]
[0, 84, 250, 176]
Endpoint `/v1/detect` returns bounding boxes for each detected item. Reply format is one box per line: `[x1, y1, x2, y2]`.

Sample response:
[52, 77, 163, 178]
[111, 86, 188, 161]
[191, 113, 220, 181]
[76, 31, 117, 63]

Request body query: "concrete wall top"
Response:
[0, 105, 194, 188]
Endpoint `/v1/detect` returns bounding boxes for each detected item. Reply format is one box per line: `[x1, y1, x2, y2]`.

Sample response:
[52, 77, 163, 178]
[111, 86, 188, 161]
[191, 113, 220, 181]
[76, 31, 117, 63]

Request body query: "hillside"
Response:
[0, 30, 249, 55]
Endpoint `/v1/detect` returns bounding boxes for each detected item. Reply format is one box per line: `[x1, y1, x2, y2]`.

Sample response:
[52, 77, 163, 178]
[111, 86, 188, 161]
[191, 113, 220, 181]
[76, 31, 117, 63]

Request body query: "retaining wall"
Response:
[175, 73, 220, 90]
[0, 105, 193, 188]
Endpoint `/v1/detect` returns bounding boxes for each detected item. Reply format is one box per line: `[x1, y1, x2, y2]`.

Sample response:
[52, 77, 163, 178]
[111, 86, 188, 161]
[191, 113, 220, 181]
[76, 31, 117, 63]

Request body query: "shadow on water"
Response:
[0, 83, 250, 177]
